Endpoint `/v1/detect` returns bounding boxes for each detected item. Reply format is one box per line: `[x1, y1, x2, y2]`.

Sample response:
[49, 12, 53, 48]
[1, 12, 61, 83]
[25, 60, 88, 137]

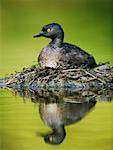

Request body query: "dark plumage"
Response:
[33, 23, 96, 69]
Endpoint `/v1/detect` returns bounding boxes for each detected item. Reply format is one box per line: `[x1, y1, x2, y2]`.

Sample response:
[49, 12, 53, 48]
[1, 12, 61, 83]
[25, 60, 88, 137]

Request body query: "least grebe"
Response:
[33, 23, 96, 69]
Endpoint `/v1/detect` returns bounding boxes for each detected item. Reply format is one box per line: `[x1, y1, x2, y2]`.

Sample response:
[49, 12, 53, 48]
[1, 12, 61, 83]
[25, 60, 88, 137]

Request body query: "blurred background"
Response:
[0, 0, 113, 76]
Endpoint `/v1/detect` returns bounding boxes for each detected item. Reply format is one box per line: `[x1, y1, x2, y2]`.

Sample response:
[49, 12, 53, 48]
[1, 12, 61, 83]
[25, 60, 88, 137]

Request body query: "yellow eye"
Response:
[47, 28, 51, 33]
[49, 136, 53, 142]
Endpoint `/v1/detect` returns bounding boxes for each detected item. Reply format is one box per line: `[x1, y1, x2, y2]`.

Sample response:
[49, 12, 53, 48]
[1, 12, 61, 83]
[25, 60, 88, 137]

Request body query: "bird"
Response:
[33, 23, 96, 69]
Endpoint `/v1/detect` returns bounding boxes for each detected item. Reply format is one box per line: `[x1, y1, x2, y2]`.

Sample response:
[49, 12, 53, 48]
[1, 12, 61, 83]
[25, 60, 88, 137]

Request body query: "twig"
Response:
[5, 76, 16, 85]
[62, 68, 106, 84]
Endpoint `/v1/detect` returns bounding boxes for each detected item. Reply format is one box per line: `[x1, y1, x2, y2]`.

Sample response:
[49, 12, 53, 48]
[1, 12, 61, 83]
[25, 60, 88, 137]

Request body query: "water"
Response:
[0, 0, 113, 149]
[0, 88, 113, 150]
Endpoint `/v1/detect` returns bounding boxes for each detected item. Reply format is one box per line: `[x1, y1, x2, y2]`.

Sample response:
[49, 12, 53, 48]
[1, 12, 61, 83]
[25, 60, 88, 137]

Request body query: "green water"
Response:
[0, 89, 113, 150]
[0, 0, 113, 149]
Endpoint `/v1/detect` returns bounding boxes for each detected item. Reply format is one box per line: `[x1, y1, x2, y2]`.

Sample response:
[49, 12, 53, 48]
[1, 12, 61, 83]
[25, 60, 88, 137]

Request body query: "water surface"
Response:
[0, 88, 113, 150]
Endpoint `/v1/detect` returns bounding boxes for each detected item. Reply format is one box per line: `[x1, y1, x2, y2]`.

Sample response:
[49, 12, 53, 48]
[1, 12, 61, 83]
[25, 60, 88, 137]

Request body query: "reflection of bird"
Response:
[33, 23, 96, 69]
[39, 103, 66, 145]
[39, 100, 96, 145]
[44, 125, 66, 145]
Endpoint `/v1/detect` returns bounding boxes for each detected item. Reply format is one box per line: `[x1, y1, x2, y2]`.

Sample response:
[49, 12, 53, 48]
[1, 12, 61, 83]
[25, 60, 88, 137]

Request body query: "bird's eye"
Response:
[47, 28, 51, 33]
[49, 136, 53, 142]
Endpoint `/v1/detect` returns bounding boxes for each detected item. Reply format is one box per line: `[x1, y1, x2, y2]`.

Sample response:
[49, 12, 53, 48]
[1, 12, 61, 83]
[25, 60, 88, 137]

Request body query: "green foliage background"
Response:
[0, 0, 113, 76]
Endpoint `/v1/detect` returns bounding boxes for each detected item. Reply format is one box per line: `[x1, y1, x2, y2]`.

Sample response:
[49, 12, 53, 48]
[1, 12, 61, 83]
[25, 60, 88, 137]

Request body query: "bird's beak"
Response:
[33, 31, 43, 38]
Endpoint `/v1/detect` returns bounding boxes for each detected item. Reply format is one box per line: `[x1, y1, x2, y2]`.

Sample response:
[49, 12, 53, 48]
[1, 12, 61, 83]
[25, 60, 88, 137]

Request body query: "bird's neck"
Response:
[50, 37, 63, 48]
[53, 125, 65, 136]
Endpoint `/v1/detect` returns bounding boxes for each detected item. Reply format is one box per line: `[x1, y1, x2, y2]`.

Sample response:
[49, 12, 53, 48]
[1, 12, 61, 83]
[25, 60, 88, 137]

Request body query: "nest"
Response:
[1, 63, 113, 91]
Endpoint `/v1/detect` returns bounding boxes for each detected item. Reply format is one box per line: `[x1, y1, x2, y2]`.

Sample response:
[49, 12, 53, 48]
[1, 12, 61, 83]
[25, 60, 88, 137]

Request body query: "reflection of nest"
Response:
[12, 87, 113, 103]
[2, 64, 113, 90]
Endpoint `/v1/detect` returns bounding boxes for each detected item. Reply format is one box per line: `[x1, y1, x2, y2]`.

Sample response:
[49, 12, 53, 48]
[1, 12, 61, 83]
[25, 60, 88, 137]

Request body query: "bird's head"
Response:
[33, 23, 64, 40]
[44, 125, 66, 145]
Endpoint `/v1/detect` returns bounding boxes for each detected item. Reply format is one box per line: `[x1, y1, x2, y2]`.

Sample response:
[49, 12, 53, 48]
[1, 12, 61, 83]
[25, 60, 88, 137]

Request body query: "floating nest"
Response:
[1, 63, 113, 91]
